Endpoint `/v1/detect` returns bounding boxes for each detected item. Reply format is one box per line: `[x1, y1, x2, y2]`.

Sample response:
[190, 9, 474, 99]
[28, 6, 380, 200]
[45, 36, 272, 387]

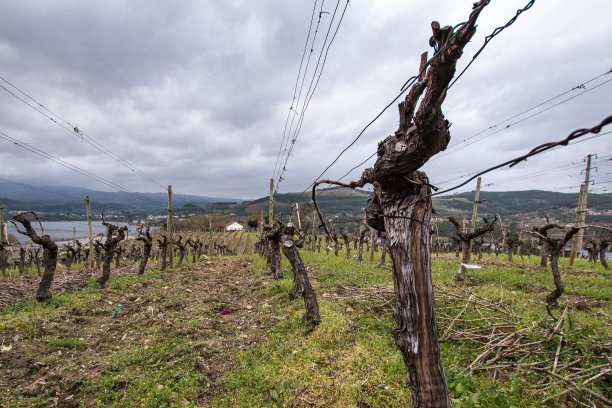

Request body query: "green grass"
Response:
[1, 248, 609, 407]
[218, 250, 611, 407]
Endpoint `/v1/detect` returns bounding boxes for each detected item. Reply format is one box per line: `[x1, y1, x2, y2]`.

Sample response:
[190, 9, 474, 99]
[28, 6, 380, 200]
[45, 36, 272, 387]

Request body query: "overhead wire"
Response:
[0, 177, 83, 202]
[275, 0, 350, 195]
[447, 0, 535, 90]
[274, 1, 328, 184]
[272, 0, 321, 182]
[301, 0, 536, 196]
[430, 77, 612, 162]
[0, 130, 158, 205]
[339, 70, 612, 183]
[432, 141, 612, 193]
[0, 75, 165, 190]
[421, 116, 612, 201]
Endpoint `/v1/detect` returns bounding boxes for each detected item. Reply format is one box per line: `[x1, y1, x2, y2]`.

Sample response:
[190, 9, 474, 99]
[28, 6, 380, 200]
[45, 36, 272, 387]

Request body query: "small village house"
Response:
[225, 221, 244, 231]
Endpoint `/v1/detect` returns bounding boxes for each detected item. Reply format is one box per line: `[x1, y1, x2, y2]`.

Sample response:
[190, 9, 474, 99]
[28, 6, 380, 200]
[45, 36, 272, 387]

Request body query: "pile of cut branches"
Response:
[327, 282, 611, 405]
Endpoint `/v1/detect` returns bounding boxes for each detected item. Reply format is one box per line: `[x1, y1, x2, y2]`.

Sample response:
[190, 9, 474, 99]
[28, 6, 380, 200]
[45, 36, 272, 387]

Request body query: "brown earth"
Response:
[0, 256, 273, 407]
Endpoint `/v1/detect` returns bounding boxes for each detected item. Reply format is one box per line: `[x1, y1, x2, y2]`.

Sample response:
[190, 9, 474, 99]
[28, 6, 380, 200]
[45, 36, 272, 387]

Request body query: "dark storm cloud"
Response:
[0, 0, 610, 199]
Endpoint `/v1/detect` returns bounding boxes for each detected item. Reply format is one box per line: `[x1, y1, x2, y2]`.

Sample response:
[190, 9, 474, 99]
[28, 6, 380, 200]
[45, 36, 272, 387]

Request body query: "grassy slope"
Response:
[0, 250, 610, 407]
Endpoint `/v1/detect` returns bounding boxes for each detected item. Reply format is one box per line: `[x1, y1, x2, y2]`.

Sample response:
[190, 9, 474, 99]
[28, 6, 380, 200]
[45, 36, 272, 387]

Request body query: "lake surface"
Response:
[6, 221, 140, 243]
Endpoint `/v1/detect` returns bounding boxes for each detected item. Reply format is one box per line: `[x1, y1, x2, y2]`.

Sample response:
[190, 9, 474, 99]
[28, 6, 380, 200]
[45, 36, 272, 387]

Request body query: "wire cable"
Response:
[0, 75, 165, 190]
[276, 0, 350, 194]
[431, 77, 612, 162]
[424, 117, 612, 200]
[0, 130, 158, 205]
[272, 0, 320, 182]
[274, 1, 327, 183]
[0, 177, 83, 201]
[447, 0, 535, 90]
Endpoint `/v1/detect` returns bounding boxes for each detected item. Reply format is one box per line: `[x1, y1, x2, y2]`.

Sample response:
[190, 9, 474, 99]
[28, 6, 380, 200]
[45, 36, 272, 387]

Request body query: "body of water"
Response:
[6, 221, 140, 243]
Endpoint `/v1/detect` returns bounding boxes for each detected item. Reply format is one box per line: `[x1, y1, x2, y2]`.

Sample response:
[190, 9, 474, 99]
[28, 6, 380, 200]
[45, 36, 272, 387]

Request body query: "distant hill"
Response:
[3, 182, 610, 227]
[434, 190, 612, 223]
[0, 184, 237, 218]
[176, 187, 612, 232]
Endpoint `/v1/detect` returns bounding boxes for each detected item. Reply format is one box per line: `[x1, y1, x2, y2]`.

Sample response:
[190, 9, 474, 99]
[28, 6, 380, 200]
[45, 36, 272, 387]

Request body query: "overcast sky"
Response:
[1, 0, 611, 201]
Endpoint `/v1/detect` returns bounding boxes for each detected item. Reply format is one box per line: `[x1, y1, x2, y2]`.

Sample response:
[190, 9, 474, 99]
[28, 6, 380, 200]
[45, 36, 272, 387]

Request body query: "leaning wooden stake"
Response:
[282, 221, 320, 326]
[313, 3, 489, 406]
[85, 196, 93, 268]
[0, 203, 6, 277]
[167, 185, 174, 269]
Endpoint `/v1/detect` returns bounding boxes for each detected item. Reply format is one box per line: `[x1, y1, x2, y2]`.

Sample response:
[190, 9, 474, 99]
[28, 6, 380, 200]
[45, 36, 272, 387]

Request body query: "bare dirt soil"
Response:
[0, 257, 272, 407]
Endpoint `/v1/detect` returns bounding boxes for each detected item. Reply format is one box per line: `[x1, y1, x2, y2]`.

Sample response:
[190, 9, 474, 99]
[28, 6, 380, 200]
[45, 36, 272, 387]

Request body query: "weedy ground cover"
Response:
[0, 251, 609, 407]
[217, 251, 611, 407]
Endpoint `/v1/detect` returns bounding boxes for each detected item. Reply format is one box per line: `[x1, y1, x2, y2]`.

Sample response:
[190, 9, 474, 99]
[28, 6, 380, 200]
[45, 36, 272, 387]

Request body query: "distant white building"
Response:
[225, 221, 244, 231]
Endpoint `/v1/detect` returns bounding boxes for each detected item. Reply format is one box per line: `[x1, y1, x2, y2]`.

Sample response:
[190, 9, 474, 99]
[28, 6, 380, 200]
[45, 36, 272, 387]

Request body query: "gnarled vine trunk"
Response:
[264, 226, 283, 279]
[136, 225, 153, 275]
[282, 223, 320, 326]
[98, 222, 127, 288]
[13, 214, 58, 301]
[600, 240, 610, 270]
[322, 3, 490, 405]
[375, 177, 450, 407]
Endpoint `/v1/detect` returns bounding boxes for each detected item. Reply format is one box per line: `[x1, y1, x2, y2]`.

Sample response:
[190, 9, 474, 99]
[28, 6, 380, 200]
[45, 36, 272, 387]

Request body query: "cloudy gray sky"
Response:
[1, 0, 611, 201]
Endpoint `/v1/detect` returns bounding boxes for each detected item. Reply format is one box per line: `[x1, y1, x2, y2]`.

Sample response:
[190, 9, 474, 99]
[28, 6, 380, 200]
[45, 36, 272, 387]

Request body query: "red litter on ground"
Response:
[221, 309, 231, 315]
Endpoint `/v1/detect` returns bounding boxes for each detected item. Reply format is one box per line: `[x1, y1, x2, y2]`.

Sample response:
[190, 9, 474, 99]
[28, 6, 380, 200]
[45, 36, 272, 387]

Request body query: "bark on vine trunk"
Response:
[372, 177, 451, 407]
[136, 225, 153, 275]
[18, 247, 26, 274]
[175, 235, 187, 266]
[530, 225, 579, 308]
[264, 226, 283, 279]
[449, 215, 497, 282]
[600, 240, 610, 270]
[341, 231, 351, 259]
[97, 222, 127, 288]
[358, 226, 366, 261]
[157, 235, 168, 271]
[114, 247, 122, 268]
[547, 251, 564, 308]
[378, 233, 387, 267]
[330, 3, 489, 405]
[13, 214, 58, 301]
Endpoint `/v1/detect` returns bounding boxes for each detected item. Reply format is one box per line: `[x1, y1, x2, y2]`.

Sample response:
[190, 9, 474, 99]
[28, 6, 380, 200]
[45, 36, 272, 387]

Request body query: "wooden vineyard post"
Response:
[85, 196, 93, 268]
[470, 177, 482, 232]
[569, 184, 586, 265]
[574, 154, 593, 260]
[312, 210, 317, 252]
[369, 228, 375, 263]
[517, 216, 525, 257]
[295, 203, 301, 230]
[0, 203, 5, 276]
[209, 216, 213, 255]
[167, 185, 173, 269]
[313, 3, 490, 405]
[1, 203, 5, 277]
[269, 178, 274, 224]
[498, 213, 507, 251]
